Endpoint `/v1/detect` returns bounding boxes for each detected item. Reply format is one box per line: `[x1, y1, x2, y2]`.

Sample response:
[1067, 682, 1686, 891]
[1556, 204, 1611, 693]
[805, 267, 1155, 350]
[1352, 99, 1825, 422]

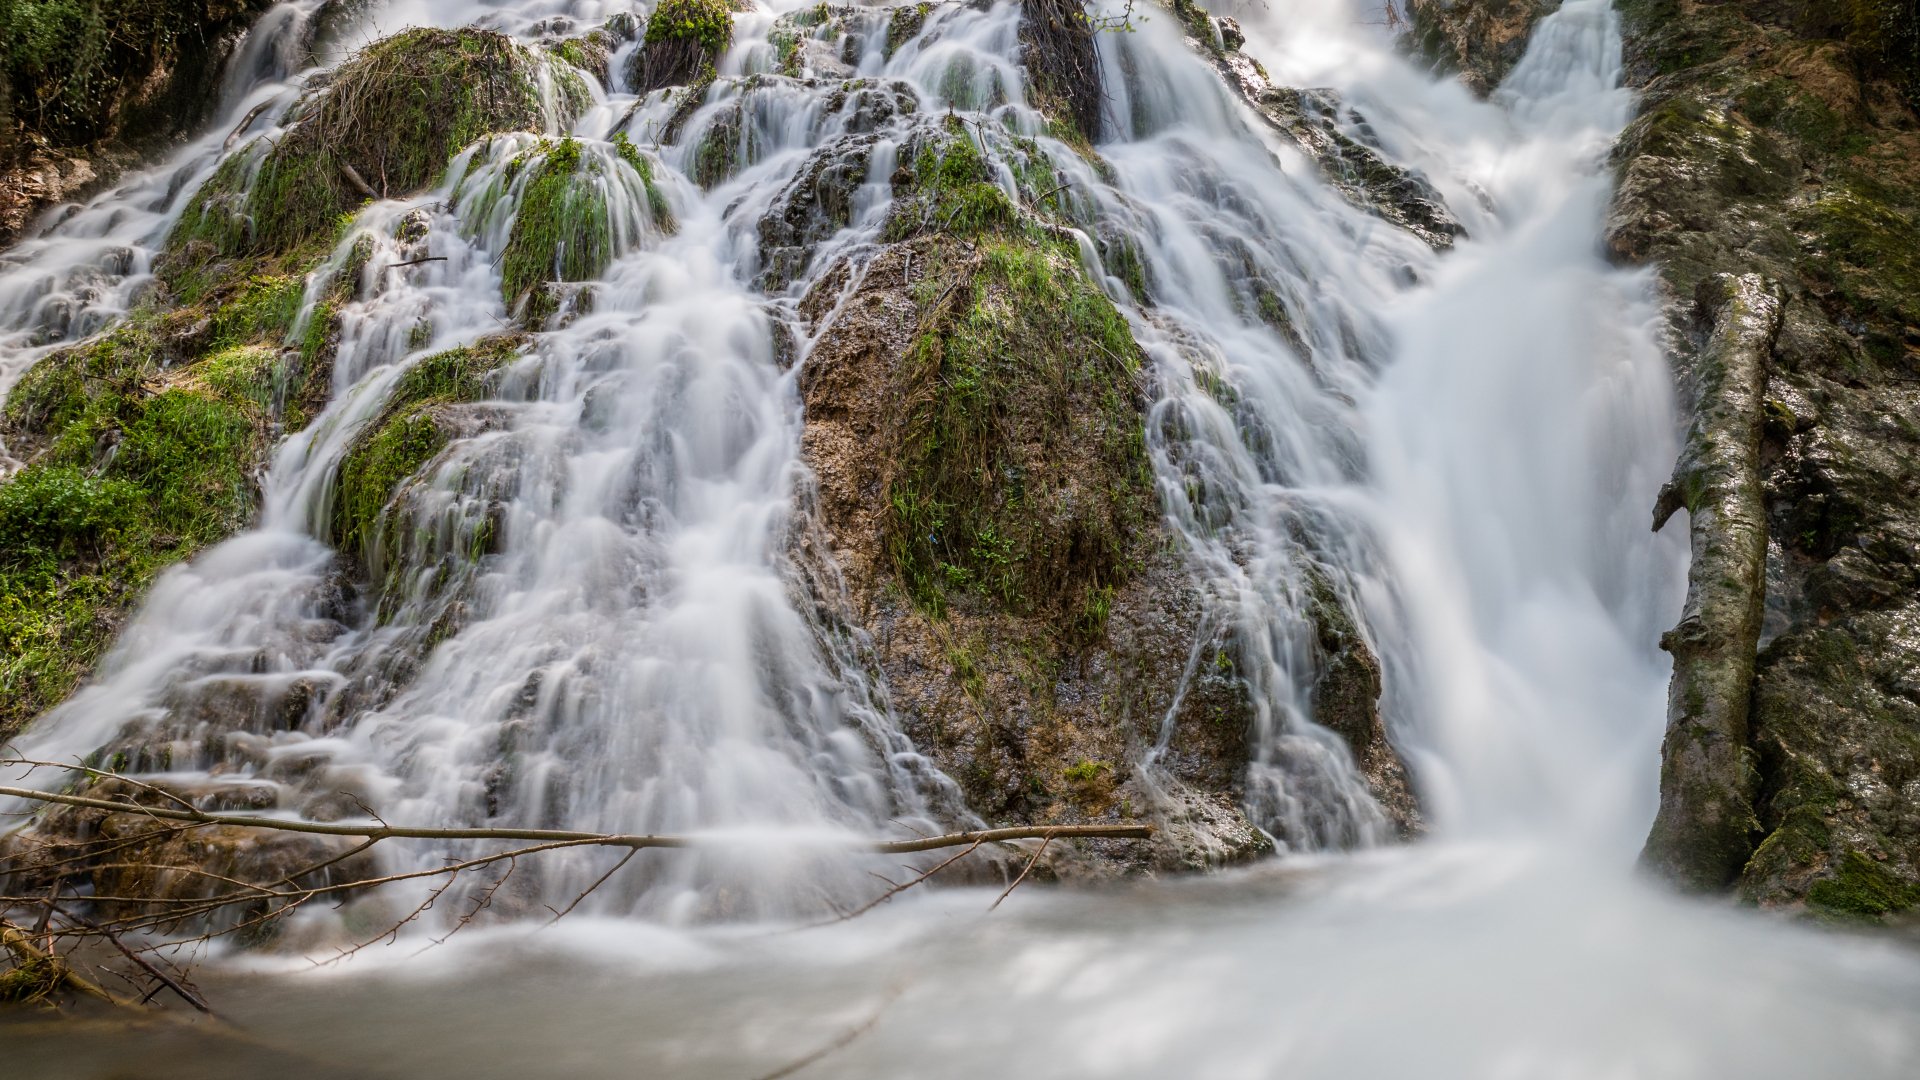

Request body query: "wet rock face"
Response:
[1192, 18, 1465, 251]
[0, 0, 279, 244]
[1403, 0, 1564, 97]
[1610, 1, 1920, 917]
[798, 234, 1272, 872]
[3, 777, 376, 941]
[1253, 86, 1465, 252]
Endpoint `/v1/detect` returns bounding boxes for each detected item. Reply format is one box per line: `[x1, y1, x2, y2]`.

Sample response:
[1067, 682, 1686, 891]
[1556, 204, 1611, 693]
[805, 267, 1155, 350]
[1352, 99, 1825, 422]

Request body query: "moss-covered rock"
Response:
[1611, 0, 1920, 907]
[169, 27, 573, 263]
[331, 335, 524, 567]
[0, 307, 281, 737]
[630, 0, 734, 93]
[1020, 0, 1104, 143]
[478, 135, 668, 323]
[799, 228, 1265, 869]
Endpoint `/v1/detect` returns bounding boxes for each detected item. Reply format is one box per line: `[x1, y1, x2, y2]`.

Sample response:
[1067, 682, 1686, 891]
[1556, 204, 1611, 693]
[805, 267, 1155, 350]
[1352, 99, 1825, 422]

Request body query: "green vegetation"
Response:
[332, 336, 524, 560]
[632, 0, 734, 91]
[0, 313, 273, 736]
[1803, 179, 1920, 362]
[879, 128, 1151, 629]
[646, 0, 734, 53]
[1063, 759, 1112, 783]
[498, 137, 615, 321]
[1808, 850, 1920, 919]
[613, 131, 675, 224]
[0, 0, 264, 155]
[883, 124, 1021, 242]
[169, 28, 560, 260]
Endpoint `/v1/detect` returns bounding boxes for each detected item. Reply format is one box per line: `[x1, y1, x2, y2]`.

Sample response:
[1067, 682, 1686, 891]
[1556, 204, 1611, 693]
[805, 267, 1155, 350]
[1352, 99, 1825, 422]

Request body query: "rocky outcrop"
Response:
[629, 0, 735, 93]
[795, 120, 1275, 870]
[1606, 1, 1920, 919]
[0, 0, 280, 245]
[171, 27, 582, 262]
[1403, 0, 1564, 96]
[1187, 4, 1465, 250]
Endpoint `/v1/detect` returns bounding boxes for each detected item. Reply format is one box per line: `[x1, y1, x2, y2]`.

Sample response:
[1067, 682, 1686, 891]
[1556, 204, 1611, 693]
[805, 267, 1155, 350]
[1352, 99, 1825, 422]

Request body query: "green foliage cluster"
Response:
[631, 0, 733, 91]
[0, 314, 271, 735]
[645, 0, 734, 53]
[0, 0, 264, 152]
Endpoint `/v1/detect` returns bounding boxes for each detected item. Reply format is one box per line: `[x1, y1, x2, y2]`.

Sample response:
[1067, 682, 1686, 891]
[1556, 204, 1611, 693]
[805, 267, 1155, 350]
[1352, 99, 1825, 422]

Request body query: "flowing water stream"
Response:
[4, 0, 1920, 1074]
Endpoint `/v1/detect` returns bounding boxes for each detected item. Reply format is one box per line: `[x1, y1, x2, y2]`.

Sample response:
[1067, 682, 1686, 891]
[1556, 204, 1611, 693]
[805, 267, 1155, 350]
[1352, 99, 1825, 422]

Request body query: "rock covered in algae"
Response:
[170, 27, 584, 261]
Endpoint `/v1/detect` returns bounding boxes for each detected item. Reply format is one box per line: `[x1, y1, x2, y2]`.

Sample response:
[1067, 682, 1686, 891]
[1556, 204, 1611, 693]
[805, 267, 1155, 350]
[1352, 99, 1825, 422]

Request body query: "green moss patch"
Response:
[331, 336, 524, 560]
[883, 234, 1150, 627]
[632, 0, 734, 92]
[1808, 849, 1920, 919]
[0, 314, 273, 736]
[170, 28, 562, 261]
[498, 137, 615, 322]
[1801, 178, 1920, 360]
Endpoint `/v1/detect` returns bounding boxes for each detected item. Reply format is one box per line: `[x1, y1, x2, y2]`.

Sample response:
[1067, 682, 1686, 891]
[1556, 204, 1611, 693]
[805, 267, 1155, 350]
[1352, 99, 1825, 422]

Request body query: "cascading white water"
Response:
[5, 2, 1920, 1073]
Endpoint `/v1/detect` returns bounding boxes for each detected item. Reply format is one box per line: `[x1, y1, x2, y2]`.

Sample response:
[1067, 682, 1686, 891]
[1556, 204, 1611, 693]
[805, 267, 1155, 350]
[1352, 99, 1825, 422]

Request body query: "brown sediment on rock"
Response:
[797, 234, 1274, 873]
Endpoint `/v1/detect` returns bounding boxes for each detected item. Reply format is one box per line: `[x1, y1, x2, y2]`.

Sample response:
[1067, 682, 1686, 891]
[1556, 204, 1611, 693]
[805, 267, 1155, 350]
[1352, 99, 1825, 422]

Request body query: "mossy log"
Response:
[1641, 274, 1784, 891]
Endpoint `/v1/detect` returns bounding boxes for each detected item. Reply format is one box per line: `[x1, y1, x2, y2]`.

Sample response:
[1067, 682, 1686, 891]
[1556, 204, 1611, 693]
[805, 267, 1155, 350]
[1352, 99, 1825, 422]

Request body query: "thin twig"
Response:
[989, 832, 1055, 911]
[753, 983, 906, 1080]
[60, 912, 213, 1015]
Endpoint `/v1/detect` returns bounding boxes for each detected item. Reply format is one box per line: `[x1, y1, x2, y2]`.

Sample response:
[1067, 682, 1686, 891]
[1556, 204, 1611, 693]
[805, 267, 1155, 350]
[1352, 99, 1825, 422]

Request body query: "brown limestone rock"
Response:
[797, 238, 1272, 873]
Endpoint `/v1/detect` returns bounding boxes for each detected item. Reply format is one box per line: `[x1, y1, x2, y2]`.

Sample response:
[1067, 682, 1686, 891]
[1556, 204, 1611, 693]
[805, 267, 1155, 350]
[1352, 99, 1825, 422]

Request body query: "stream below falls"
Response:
[3, 0, 1920, 1075]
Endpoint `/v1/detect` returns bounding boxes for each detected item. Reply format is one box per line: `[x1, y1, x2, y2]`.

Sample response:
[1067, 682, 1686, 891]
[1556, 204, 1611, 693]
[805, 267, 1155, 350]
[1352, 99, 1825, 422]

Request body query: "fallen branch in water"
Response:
[1, 763, 1153, 1012]
[1, 919, 133, 1008]
[0, 785, 1151, 852]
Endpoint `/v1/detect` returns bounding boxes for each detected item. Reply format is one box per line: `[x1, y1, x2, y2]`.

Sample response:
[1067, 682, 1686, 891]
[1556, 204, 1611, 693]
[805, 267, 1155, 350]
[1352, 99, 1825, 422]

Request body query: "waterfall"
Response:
[0, 0, 1710, 919]
[9, 3, 1920, 1077]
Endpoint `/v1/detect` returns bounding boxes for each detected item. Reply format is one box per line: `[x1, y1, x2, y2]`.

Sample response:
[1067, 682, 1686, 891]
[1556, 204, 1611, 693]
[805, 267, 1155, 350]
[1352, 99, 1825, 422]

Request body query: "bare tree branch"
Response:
[0, 785, 1152, 852]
